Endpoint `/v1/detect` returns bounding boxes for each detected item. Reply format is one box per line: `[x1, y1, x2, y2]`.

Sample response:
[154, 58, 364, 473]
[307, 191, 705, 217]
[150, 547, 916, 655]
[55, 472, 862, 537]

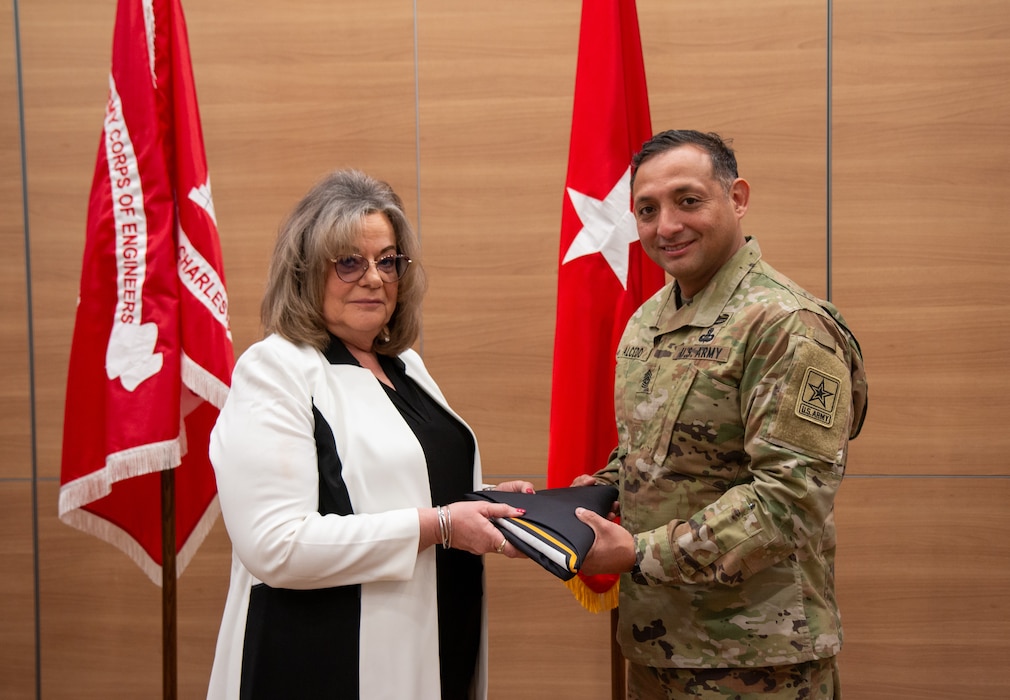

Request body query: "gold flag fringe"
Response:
[564, 576, 620, 613]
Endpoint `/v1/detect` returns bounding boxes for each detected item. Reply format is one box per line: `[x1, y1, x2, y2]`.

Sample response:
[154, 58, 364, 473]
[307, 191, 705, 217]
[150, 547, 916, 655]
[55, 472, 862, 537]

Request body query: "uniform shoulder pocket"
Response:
[765, 334, 852, 465]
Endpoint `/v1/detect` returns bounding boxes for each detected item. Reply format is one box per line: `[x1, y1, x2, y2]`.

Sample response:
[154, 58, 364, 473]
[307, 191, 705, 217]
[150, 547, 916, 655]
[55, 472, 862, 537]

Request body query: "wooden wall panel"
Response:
[0, 483, 37, 700]
[833, 0, 1010, 476]
[2, 3, 38, 696]
[16, 1, 113, 483]
[0, 0, 32, 481]
[835, 477, 1010, 698]
[640, 0, 830, 298]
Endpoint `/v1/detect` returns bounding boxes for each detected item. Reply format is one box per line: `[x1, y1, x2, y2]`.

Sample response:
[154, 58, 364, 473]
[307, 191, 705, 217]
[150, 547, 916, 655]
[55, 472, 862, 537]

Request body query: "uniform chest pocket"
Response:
[623, 359, 744, 484]
[621, 361, 696, 470]
[679, 369, 745, 482]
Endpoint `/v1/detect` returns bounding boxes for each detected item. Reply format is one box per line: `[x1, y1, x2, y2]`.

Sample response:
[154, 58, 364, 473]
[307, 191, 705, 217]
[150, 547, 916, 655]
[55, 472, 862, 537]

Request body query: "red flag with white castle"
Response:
[59, 0, 233, 585]
[547, 0, 664, 611]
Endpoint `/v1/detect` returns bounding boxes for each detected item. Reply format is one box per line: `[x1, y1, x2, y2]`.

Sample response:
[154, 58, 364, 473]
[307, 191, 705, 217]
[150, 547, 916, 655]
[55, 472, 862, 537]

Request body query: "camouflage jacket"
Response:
[595, 238, 868, 669]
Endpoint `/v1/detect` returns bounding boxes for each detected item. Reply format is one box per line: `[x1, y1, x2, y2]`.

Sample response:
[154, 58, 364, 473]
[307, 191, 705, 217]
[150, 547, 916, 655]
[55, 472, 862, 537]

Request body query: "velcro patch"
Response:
[794, 366, 841, 428]
[767, 334, 851, 463]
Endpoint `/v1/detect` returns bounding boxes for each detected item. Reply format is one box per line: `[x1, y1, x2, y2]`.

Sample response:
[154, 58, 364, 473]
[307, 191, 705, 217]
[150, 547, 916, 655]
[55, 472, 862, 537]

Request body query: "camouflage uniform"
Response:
[595, 238, 868, 675]
[626, 656, 839, 699]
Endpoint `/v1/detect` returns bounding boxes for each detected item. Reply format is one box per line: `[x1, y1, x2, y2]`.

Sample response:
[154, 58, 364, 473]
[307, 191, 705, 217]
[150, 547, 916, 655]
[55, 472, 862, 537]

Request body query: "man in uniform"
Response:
[574, 130, 868, 699]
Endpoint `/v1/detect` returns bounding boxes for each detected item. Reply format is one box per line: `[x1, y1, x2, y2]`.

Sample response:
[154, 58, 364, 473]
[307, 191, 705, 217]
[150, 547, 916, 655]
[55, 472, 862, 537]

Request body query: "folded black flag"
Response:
[465, 485, 618, 581]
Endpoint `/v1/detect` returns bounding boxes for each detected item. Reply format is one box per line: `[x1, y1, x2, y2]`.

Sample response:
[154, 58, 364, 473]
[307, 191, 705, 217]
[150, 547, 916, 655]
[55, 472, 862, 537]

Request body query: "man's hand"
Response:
[570, 475, 619, 518]
[491, 480, 536, 494]
[576, 508, 636, 575]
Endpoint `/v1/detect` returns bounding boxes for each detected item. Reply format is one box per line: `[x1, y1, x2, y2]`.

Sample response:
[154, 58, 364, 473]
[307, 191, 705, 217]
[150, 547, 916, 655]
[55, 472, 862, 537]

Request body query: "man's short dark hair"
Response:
[631, 130, 739, 192]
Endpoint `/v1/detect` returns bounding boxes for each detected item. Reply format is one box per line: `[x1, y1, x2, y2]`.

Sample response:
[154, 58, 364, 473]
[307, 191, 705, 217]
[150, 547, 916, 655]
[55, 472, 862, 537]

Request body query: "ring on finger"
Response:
[495, 538, 507, 554]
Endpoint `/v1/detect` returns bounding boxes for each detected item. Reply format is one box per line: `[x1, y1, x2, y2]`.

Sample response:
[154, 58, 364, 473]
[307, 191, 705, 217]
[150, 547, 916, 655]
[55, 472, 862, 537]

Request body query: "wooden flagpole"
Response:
[161, 470, 177, 700]
[611, 609, 625, 699]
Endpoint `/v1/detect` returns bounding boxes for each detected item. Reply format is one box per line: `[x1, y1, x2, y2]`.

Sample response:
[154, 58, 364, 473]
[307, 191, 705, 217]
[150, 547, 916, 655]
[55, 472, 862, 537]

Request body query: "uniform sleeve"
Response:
[591, 448, 622, 487]
[211, 340, 422, 590]
[633, 309, 857, 586]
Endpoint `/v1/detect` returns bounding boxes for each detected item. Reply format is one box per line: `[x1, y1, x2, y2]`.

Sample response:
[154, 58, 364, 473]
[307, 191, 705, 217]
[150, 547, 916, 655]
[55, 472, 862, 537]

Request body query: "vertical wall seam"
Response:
[11, 0, 43, 696]
[412, 0, 424, 357]
[826, 0, 833, 301]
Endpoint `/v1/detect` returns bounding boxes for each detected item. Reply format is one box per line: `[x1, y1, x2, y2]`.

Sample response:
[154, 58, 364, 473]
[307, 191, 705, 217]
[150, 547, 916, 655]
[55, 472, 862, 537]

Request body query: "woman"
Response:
[207, 169, 532, 700]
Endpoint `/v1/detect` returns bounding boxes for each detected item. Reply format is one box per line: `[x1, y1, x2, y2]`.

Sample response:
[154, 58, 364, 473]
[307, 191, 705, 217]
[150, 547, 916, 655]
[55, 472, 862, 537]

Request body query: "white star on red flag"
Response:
[562, 167, 637, 289]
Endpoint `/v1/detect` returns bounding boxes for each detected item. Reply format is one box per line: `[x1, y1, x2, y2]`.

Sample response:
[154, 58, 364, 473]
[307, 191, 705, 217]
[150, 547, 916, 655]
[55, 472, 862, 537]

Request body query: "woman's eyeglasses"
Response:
[330, 254, 412, 283]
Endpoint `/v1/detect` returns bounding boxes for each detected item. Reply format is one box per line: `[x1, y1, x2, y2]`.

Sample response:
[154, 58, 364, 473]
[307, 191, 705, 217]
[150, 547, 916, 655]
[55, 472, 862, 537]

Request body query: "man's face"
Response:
[632, 145, 749, 298]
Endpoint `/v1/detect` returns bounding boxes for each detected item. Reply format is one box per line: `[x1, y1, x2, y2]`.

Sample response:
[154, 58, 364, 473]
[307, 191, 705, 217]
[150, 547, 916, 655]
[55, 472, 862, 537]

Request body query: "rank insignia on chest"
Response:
[639, 368, 654, 393]
[795, 366, 841, 428]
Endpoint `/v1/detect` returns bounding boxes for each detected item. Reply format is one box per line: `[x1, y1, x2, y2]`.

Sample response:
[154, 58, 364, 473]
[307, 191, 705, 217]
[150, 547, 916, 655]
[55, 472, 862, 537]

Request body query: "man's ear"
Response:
[730, 178, 750, 217]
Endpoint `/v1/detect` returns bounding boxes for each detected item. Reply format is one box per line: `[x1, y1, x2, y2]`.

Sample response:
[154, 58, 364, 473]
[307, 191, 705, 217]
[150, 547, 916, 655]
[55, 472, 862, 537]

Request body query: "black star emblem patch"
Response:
[794, 367, 841, 428]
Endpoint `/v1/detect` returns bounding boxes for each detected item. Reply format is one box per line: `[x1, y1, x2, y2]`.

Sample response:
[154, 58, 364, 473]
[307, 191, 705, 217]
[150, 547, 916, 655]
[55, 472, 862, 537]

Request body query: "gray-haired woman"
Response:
[207, 169, 532, 700]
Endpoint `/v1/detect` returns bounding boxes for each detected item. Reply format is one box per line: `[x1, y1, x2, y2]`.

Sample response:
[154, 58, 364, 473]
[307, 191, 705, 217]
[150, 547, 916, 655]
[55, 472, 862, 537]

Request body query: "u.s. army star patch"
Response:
[794, 366, 841, 428]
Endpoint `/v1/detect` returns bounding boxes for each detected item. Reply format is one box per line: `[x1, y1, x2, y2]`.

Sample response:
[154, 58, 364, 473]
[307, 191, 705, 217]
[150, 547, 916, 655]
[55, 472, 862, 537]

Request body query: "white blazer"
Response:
[206, 334, 487, 699]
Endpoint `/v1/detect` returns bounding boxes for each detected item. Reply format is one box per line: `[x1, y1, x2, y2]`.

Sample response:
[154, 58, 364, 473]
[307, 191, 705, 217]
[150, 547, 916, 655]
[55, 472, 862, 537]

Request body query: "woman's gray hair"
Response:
[260, 169, 427, 355]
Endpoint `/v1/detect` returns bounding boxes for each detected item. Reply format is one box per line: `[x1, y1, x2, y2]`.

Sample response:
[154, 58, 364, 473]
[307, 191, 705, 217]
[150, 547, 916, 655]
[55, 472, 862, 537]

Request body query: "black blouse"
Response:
[331, 337, 483, 699]
[239, 338, 483, 700]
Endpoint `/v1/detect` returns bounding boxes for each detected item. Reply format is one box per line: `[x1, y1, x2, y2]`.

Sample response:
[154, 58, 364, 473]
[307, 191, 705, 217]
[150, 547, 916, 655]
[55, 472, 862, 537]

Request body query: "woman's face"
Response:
[321, 212, 399, 352]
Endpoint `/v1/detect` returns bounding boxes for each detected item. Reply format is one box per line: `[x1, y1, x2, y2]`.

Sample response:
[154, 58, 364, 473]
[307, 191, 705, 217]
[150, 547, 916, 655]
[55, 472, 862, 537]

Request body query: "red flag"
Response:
[547, 0, 663, 611]
[59, 0, 233, 586]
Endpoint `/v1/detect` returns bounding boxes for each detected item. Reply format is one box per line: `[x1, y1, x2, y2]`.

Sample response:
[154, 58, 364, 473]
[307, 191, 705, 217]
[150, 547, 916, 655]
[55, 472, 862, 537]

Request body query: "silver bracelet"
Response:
[436, 506, 450, 549]
[443, 504, 453, 549]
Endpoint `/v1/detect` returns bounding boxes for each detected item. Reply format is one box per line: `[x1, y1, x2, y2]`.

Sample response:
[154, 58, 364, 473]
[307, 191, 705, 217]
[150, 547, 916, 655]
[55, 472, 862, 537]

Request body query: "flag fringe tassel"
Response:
[57, 439, 222, 586]
[564, 576, 620, 613]
[182, 351, 230, 409]
[58, 439, 181, 515]
[59, 495, 221, 587]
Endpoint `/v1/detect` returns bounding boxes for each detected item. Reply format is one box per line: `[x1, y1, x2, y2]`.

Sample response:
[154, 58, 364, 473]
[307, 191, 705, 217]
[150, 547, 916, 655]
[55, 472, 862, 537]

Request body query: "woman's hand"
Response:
[446, 501, 527, 557]
[419, 501, 527, 557]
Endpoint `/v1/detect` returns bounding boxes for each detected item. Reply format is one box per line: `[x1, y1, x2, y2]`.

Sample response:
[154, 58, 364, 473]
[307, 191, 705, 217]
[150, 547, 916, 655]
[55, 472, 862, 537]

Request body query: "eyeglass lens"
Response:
[333, 254, 410, 283]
